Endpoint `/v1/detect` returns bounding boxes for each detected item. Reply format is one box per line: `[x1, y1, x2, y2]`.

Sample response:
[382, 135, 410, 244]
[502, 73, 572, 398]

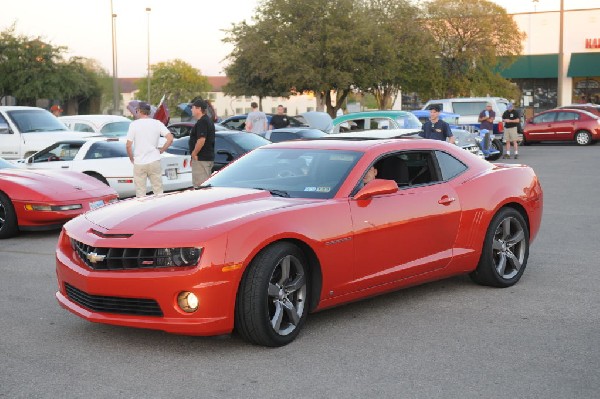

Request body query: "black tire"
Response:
[84, 172, 109, 186]
[574, 130, 592, 146]
[0, 192, 19, 239]
[487, 139, 503, 161]
[235, 242, 309, 347]
[470, 208, 529, 288]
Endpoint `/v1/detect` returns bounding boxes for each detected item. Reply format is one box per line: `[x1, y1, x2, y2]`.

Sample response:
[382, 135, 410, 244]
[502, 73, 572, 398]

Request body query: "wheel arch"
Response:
[235, 238, 323, 313]
[497, 201, 530, 239]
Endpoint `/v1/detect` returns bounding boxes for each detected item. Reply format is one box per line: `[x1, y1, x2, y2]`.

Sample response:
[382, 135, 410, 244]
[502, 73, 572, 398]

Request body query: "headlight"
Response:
[177, 291, 199, 313]
[155, 247, 202, 267]
[25, 204, 83, 211]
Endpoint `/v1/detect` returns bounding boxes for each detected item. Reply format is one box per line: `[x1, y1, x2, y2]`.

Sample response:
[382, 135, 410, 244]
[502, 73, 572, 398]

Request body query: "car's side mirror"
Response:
[354, 179, 398, 201]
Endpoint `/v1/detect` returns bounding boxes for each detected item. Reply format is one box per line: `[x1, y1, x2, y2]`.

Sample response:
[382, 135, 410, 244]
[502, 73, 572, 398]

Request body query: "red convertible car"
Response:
[0, 158, 118, 238]
[55, 138, 543, 346]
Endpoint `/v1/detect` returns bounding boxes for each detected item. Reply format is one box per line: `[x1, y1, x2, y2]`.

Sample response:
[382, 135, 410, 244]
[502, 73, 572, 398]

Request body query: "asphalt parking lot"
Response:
[1, 142, 599, 399]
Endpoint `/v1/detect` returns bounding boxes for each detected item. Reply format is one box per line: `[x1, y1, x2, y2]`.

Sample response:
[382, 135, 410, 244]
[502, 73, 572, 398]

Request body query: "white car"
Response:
[58, 115, 131, 137]
[17, 138, 192, 198]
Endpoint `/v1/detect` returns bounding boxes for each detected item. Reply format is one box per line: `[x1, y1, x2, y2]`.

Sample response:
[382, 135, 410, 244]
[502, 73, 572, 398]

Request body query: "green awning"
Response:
[567, 53, 600, 77]
[498, 54, 558, 79]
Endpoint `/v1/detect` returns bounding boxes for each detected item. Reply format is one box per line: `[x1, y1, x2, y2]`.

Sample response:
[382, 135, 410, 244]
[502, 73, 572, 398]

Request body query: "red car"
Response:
[55, 138, 543, 346]
[523, 108, 600, 145]
[0, 158, 118, 238]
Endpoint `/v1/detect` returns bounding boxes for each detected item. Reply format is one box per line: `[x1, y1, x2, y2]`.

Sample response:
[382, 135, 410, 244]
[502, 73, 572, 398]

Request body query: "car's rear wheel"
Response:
[84, 172, 109, 186]
[235, 242, 309, 347]
[487, 139, 503, 161]
[574, 130, 592, 145]
[0, 192, 19, 239]
[470, 208, 529, 288]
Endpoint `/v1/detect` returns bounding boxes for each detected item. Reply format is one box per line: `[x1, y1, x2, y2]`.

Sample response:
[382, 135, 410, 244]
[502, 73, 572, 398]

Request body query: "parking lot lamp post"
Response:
[146, 7, 151, 103]
[111, 0, 119, 115]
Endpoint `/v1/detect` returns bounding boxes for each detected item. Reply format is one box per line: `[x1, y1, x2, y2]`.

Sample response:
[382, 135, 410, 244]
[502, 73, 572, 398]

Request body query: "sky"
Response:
[1, 0, 598, 78]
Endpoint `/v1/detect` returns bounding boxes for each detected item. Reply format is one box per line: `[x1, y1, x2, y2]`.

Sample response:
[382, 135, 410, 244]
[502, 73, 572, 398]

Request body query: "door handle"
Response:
[438, 196, 455, 205]
[61, 166, 69, 168]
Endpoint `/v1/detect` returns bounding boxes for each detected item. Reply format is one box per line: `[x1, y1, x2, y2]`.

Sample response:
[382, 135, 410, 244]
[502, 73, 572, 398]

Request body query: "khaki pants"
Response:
[192, 160, 213, 188]
[133, 160, 163, 197]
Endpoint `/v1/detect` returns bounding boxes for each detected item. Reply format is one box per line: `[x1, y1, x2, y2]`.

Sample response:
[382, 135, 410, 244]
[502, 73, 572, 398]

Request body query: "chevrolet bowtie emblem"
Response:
[86, 252, 106, 263]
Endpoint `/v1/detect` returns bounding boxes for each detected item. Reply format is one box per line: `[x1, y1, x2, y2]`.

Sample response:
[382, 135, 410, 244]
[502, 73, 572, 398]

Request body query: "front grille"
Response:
[70, 238, 184, 271]
[65, 283, 163, 317]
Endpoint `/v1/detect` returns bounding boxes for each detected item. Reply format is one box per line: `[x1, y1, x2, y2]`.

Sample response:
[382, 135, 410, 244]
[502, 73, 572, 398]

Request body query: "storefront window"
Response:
[572, 78, 600, 104]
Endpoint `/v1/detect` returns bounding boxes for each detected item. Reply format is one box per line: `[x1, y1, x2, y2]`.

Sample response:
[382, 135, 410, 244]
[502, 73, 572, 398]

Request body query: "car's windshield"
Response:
[0, 158, 17, 169]
[205, 147, 362, 199]
[7, 109, 69, 133]
[228, 133, 271, 151]
[100, 121, 131, 137]
[31, 142, 84, 162]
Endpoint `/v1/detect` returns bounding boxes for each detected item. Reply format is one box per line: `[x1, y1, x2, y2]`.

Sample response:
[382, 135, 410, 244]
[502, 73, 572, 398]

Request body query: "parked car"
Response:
[166, 121, 229, 139]
[422, 97, 510, 137]
[220, 113, 308, 131]
[331, 110, 422, 134]
[59, 115, 132, 137]
[166, 130, 270, 171]
[411, 110, 503, 160]
[257, 128, 327, 142]
[557, 103, 600, 117]
[0, 157, 117, 238]
[523, 108, 600, 145]
[55, 138, 543, 346]
[17, 138, 192, 198]
[0, 106, 91, 159]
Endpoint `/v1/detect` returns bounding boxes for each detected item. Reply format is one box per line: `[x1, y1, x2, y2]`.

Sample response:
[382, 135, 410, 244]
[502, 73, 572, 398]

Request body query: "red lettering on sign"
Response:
[586, 38, 600, 49]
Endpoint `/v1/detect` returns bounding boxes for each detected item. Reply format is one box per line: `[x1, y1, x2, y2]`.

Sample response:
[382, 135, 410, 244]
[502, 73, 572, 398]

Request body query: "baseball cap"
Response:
[191, 99, 208, 110]
[50, 105, 62, 112]
[507, 103, 514, 110]
[137, 101, 151, 112]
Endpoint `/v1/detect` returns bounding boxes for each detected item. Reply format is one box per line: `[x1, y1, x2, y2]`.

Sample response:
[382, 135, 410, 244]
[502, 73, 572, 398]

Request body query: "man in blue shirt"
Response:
[419, 105, 455, 144]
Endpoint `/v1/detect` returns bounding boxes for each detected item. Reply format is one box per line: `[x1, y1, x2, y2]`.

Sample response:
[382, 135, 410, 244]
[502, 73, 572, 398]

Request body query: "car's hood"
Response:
[84, 187, 317, 233]
[300, 111, 333, 132]
[0, 169, 115, 200]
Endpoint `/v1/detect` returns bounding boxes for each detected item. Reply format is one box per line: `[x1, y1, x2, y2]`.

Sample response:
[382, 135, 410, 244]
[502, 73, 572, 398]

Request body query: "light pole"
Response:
[110, 0, 119, 115]
[146, 7, 151, 104]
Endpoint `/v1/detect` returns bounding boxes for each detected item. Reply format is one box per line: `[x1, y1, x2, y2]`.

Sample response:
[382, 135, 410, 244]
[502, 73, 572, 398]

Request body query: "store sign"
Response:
[585, 38, 600, 49]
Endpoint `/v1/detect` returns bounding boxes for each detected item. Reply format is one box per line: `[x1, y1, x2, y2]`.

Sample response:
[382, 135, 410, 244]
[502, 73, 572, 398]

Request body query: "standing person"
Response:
[478, 103, 495, 153]
[189, 99, 216, 188]
[126, 101, 173, 198]
[269, 105, 290, 130]
[419, 105, 455, 144]
[50, 105, 63, 117]
[245, 102, 268, 134]
[502, 103, 521, 159]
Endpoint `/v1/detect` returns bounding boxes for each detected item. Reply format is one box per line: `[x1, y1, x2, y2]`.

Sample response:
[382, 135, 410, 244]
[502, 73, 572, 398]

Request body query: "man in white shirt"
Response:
[126, 101, 174, 197]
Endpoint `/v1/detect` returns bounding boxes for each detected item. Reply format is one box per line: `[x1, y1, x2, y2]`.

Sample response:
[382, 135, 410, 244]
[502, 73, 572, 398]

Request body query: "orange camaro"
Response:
[55, 138, 543, 346]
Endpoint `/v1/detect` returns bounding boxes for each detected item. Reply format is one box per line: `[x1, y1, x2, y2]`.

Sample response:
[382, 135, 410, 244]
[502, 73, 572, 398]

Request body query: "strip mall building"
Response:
[501, 7, 600, 116]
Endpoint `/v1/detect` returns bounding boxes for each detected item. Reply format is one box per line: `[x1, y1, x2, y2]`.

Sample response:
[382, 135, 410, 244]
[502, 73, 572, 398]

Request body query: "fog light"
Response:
[177, 291, 199, 313]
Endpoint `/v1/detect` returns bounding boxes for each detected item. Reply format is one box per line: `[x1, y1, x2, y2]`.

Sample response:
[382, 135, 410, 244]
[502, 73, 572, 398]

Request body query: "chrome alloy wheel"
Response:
[267, 254, 306, 336]
[492, 216, 527, 280]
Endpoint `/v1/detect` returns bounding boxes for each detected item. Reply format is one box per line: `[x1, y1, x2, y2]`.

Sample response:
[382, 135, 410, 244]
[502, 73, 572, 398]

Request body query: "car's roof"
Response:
[334, 110, 413, 121]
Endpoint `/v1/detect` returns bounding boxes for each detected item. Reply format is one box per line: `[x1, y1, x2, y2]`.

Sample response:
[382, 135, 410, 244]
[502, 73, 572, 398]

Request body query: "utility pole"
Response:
[146, 7, 151, 104]
[111, 0, 119, 115]
[557, 0, 565, 107]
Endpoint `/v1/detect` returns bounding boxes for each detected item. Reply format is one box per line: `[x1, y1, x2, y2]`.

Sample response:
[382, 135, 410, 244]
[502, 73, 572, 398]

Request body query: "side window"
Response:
[73, 123, 95, 132]
[84, 142, 128, 159]
[270, 132, 298, 142]
[349, 118, 365, 131]
[223, 118, 245, 131]
[33, 143, 82, 162]
[452, 102, 487, 116]
[435, 151, 467, 181]
[556, 112, 579, 122]
[370, 118, 391, 130]
[0, 113, 8, 133]
[533, 113, 556, 123]
[215, 136, 237, 164]
[373, 151, 440, 188]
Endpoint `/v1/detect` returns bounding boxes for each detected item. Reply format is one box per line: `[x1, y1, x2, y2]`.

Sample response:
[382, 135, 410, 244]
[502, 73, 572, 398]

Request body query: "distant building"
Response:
[117, 76, 319, 118]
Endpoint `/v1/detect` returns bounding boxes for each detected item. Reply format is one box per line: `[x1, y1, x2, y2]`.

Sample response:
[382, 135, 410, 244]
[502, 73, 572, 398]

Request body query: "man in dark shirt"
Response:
[189, 99, 216, 187]
[269, 105, 290, 130]
[501, 103, 520, 159]
[419, 105, 455, 144]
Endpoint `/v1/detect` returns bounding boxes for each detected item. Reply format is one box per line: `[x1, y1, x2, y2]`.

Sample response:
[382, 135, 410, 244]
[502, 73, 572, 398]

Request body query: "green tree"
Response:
[136, 59, 211, 112]
[424, 0, 524, 99]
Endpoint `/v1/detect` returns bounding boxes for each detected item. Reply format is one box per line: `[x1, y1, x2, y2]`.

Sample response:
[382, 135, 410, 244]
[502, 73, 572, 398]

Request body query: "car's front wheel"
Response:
[0, 192, 19, 239]
[487, 139, 504, 161]
[235, 242, 309, 346]
[575, 130, 592, 145]
[470, 208, 529, 288]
